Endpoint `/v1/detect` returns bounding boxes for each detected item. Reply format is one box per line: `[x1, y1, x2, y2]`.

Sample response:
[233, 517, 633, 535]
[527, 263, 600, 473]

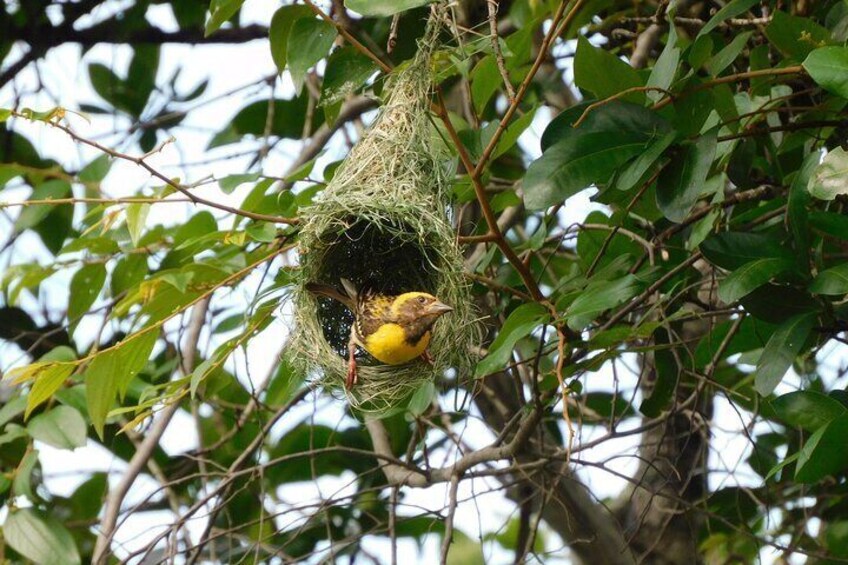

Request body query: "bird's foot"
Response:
[420, 350, 434, 366]
[346, 357, 358, 390]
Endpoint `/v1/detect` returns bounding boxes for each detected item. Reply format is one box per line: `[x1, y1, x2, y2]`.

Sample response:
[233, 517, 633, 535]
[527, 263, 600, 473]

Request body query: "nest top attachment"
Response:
[289, 6, 478, 414]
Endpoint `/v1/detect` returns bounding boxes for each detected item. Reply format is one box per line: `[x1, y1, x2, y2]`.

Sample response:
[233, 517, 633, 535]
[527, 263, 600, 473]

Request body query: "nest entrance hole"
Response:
[313, 219, 439, 358]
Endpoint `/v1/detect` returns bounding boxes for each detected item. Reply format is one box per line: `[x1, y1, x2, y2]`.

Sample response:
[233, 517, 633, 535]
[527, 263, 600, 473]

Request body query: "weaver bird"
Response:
[305, 278, 453, 389]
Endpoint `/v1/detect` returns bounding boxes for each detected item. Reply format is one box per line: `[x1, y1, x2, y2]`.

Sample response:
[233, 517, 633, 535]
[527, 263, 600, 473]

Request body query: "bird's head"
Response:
[391, 292, 453, 338]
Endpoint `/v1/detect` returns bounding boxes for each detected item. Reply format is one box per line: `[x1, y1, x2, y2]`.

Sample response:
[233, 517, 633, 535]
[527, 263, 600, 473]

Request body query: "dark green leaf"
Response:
[810, 263, 848, 295]
[700, 232, 794, 271]
[219, 172, 259, 194]
[525, 101, 671, 210]
[765, 10, 832, 60]
[287, 17, 338, 94]
[567, 275, 642, 331]
[795, 413, 848, 482]
[698, 0, 760, 37]
[574, 36, 644, 103]
[269, 5, 313, 73]
[345, 0, 433, 17]
[656, 129, 717, 222]
[718, 258, 793, 304]
[706, 31, 752, 76]
[321, 47, 377, 116]
[771, 391, 847, 432]
[640, 329, 679, 417]
[754, 312, 817, 396]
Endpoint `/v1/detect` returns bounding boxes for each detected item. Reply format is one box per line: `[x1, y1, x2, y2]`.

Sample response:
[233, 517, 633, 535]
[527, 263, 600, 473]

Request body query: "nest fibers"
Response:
[288, 14, 479, 415]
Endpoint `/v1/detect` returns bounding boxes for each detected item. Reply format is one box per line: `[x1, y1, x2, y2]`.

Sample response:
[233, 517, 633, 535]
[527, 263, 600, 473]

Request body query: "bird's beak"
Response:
[428, 301, 454, 315]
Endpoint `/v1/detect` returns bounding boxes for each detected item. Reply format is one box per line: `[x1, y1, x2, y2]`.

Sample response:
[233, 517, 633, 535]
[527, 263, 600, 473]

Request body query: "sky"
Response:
[2, 1, 845, 563]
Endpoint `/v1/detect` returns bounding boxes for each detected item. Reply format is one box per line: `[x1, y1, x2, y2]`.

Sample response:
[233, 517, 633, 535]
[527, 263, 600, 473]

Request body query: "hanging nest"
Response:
[288, 10, 478, 414]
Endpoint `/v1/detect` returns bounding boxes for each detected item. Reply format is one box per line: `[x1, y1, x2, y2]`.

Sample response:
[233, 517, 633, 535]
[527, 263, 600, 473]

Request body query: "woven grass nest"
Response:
[289, 17, 478, 414]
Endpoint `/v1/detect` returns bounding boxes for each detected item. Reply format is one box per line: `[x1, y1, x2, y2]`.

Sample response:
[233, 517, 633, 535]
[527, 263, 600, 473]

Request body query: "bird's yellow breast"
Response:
[363, 323, 431, 365]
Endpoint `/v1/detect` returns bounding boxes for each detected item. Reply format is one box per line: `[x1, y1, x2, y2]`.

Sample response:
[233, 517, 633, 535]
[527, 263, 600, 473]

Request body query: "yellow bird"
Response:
[305, 278, 453, 389]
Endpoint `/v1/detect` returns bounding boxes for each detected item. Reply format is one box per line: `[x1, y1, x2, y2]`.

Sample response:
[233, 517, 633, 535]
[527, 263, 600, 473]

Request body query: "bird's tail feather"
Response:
[305, 281, 355, 310]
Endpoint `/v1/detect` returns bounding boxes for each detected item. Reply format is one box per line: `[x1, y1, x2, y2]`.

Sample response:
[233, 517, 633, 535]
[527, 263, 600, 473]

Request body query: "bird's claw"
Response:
[420, 350, 434, 366]
[346, 356, 358, 389]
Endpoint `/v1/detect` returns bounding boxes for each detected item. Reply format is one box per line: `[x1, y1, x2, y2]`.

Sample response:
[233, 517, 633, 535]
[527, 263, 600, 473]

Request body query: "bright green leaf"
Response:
[475, 303, 549, 377]
[808, 147, 848, 200]
[804, 46, 848, 98]
[4, 508, 81, 565]
[126, 202, 150, 247]
[205, 0, 245, 37]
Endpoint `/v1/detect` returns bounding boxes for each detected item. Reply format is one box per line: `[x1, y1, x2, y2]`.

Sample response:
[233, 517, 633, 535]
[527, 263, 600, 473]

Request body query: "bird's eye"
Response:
[417, 296, 426, 304]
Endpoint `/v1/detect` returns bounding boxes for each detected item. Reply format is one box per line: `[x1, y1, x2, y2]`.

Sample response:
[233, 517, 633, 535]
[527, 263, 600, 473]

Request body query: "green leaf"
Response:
[345, 0, 433, 17]
[706, 31, 752, 76]
[246, 222, 276, 242]
[111, 255, 148, 296]
[219, 172, 259, 194]
[795, 413, 848, 483]
[126, 202, 150, 247]
[269, 5, 313, 74]
[810, 210, 848, 240]
[3, 508, 81, 565]
[68, 263, 106, 334]
[475, 303, 549, 377]
[574, 36, 644, 104]
[209, 95, 322, 148]
[471, 56, 500, 111]
[12, 449, 38, 499]
[18, 363, 76, 417]
[14, 179, 71, 232]
[698, 0, 759, 37]
[718, 258, 793, 304]
[788, 153, 818, 266]
[700, 232, 794, 271]
[765, 10, 832, 60]
[321, 46, 377, 114]
[827, 521, 848, 558]
[810, 263, 848, 295]
[771, 391, 847, 432]
[86, 330, 158, 438]
[613, 130, 676, 192]
[656, 129, 717, 222]
[804, 46, 848, 98]
[754, 312, 817, 396]
[407, 381, 435, 416]
[640, 329, 679, 417]
[567, 275, 642, 331]
[205, 0, 245, 37]
[26, 405, 87, 449]
[808, 147, 848, 200]
[646, 24, 679, 101]
[287, 17, 338, 94]
[525, 101, 671, 210]
[0, 108, 11, 122]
